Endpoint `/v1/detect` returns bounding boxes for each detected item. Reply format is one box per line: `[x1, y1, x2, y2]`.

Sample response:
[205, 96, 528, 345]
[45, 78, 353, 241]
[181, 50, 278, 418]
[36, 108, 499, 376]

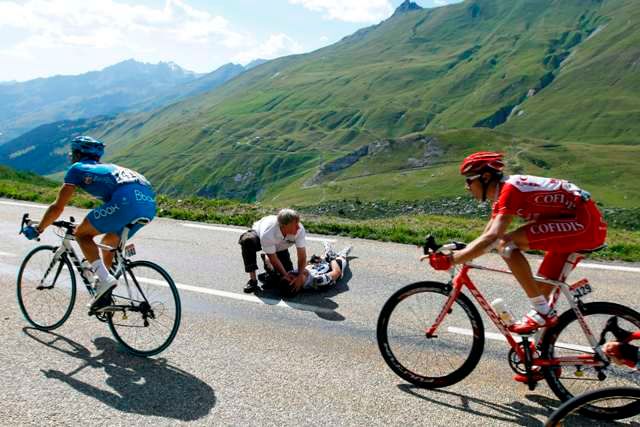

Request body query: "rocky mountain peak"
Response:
[394, 0, 423, 15]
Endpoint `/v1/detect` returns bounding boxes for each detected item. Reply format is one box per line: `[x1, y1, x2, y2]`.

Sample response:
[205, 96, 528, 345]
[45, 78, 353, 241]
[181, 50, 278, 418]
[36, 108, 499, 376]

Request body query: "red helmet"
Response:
[459, 151, 504, 175]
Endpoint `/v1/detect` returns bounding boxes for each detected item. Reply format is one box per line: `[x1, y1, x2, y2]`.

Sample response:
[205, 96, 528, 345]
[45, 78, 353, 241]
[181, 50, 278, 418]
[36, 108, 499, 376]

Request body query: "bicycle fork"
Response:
[425, 282, 460, 338]
[38, 246, 68, 290]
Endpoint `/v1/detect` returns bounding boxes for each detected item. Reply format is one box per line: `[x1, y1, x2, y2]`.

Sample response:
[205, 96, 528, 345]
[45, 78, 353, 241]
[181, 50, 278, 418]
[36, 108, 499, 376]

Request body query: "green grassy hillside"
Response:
[105, 0, 640, 204]
[265, 128, 640, 207]
[2, 164, 639, 262]
[501, 0, 640, 143]
[2, 0, 639, 207]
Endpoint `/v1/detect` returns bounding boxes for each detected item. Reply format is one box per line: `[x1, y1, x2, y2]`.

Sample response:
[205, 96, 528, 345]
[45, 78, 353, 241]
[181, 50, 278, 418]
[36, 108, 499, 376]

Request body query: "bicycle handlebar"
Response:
[20, 213, 76, 236]
[20, 213, 31, 233]
[422, 235, 466, 255]
[52, 218, 76, 233]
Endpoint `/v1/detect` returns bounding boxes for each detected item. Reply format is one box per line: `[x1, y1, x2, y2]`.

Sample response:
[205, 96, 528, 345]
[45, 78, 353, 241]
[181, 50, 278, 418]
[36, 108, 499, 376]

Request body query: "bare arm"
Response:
[267, 253, 289, 277]
[36, 184, 75, 233]
[296, 247, 307, 274]
[482, 216, 494, 234]
[452, 214, 513, 265]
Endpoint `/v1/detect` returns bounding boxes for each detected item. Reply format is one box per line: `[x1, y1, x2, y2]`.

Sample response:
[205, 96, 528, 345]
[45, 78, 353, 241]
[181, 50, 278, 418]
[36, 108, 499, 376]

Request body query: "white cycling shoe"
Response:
[88, 276, 118, 308]
[337, 245, 352, 259]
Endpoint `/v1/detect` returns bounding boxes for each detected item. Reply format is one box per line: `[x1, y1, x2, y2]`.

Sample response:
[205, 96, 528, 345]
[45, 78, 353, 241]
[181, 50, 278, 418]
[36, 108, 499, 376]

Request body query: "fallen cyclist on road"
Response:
[424, 151, 607, 338]
[258, 242, 352, 297]
[21, 135, 156, 310]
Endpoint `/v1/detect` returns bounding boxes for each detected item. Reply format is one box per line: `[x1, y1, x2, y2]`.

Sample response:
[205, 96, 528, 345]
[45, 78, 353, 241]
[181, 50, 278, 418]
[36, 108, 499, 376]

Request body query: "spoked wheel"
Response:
[16, 245, 76, 330]
[107, 260, 181, 357]
[377, 281, 485, 388]
[546, 387, 640, 426]
[541, 302, 640, 420]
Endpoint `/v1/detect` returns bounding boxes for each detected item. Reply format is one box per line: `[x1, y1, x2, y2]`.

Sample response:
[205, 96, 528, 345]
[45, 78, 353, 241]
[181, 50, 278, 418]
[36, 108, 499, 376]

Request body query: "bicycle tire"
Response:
[377, 281, 485, 388]
[108, 260, 181, 357]
[16, 245, 76, 330]
[545, 387, 640, 426]
[541, 301, 640, 420]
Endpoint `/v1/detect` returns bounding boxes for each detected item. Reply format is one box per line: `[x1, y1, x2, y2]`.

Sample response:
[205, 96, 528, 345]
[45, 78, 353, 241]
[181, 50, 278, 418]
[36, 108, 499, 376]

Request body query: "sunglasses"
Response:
[465, 174, 482, 185]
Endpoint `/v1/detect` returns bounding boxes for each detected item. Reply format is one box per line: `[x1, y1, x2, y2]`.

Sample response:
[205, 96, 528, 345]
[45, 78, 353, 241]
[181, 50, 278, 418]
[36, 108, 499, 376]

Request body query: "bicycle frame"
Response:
[426, 254, 609, 368]
[44, 221, 143, 309]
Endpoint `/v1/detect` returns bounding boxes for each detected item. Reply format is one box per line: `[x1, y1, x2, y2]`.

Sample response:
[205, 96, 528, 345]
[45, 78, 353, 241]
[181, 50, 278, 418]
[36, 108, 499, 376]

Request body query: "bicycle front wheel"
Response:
[545, 387, 640, 426]
[377, 281, 485, 388]
[16, 245, 76, 330]
[541, 302, 640, 420]
[107, 260, 181, 357]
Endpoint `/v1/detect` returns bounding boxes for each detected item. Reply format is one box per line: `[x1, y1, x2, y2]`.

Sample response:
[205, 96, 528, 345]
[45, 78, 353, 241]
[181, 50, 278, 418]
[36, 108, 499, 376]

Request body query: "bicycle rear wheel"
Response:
[16, 245, 76, 330]
[545, 387, 640, 426]
[377, 281, 485, 388]
[541, 302, 640, 420]
[107, 260, 181, 357]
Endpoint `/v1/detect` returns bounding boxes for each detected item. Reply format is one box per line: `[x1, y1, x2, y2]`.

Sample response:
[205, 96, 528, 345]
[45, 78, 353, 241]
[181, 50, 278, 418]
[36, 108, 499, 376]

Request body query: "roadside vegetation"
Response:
[2, 165, 639, 262]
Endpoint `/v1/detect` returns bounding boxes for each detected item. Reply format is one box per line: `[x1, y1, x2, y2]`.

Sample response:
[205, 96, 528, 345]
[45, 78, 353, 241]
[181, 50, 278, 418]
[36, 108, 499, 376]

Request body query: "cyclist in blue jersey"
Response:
[22, 136, 156, 308]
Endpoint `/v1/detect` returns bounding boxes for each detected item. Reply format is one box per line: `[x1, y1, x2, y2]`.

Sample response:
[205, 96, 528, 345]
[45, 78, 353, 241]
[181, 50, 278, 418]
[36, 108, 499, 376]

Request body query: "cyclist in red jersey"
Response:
[429, 152, 607, 334]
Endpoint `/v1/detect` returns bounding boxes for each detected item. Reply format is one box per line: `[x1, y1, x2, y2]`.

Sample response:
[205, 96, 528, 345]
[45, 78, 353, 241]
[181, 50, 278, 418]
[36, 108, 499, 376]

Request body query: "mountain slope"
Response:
[3, 0, 639, 207]
[0, 59, 249, 143]
[98, 0, 638, 203]
[501, 0, 640, 143]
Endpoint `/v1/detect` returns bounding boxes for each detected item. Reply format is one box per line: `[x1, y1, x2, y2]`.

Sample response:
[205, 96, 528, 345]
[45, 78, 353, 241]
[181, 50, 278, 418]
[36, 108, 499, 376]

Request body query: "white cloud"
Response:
[0, 0, 241, 49]
[0, 0, 304, 80]
[429, 0, 463, 7]
[233, 33, 304, 65]
[288, 0, 394, 23]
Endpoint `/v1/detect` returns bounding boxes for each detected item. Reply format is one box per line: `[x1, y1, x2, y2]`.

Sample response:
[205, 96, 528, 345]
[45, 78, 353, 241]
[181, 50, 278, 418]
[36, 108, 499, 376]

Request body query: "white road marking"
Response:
[0, 200, 47, 209]
[0, 198, 637, 271]
[0, 251, 16, 257]
[448, 326, 508, 342]
[579, 263, 640, 274]
[181, 222, 337, 243]
[0, 255, 335, 315]
[181, 223, 246, 233]
[136, 276, 337, 315]
[448, 326, 593, 352]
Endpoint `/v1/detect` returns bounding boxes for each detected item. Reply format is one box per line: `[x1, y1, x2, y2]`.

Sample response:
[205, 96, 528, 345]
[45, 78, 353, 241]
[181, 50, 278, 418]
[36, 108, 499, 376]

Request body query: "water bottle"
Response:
[80, 260, 96, 283]
[491, 298, 515, 326]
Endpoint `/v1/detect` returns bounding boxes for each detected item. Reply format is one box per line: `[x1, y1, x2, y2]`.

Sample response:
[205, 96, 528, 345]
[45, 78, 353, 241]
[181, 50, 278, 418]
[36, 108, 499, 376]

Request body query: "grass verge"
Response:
[1, 169, 639, 262]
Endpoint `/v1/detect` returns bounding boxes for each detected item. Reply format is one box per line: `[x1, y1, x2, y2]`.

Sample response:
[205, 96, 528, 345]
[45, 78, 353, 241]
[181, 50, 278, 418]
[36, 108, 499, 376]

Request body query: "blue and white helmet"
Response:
[71, 135, 105, 159]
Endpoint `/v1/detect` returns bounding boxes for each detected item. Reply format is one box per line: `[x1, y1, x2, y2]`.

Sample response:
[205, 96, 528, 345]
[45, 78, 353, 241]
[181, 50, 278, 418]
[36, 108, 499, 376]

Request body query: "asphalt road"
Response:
[1, 198, 639, 426]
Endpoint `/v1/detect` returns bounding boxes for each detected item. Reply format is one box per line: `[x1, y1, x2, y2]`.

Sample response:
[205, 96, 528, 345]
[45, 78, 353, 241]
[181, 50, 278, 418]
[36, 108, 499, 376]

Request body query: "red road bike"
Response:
[377, 236, 640, 420]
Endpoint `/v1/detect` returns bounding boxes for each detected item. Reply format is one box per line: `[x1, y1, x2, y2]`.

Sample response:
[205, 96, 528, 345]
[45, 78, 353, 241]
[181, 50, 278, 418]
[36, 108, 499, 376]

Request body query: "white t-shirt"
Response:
[252, 215, 306, 254]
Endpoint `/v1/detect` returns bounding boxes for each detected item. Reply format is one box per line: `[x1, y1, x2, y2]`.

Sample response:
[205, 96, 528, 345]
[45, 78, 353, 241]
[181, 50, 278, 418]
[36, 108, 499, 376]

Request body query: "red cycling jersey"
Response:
[492, 175, 585, 221]
[492, 175, 607, 280]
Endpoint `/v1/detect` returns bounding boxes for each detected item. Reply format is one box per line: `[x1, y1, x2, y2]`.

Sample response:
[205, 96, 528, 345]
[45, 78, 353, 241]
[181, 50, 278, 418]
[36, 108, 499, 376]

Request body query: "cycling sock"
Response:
[530, 295, 551, 315]
[92, 259, 111, 282]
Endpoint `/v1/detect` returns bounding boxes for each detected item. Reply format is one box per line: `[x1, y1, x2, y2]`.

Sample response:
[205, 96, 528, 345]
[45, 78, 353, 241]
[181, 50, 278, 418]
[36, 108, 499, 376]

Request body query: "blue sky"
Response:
[0, 0, 462, 82]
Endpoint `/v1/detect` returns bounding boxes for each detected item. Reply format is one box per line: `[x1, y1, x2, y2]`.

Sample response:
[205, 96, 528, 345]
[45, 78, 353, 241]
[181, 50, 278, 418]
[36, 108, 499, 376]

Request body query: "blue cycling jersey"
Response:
[64, 161, 153, 202]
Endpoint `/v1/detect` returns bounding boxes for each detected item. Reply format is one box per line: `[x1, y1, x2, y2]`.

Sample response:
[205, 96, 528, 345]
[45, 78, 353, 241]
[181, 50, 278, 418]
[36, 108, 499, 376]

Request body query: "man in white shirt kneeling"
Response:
[238, 208, 307, 294]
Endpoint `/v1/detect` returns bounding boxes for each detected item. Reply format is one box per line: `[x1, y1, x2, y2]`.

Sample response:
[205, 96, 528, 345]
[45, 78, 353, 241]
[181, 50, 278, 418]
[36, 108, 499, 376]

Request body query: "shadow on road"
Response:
[254, 256, 356, 322]
[525, 394, 629, 426]
[398, 384, 561, 426]
[23, 328, 216, 421]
